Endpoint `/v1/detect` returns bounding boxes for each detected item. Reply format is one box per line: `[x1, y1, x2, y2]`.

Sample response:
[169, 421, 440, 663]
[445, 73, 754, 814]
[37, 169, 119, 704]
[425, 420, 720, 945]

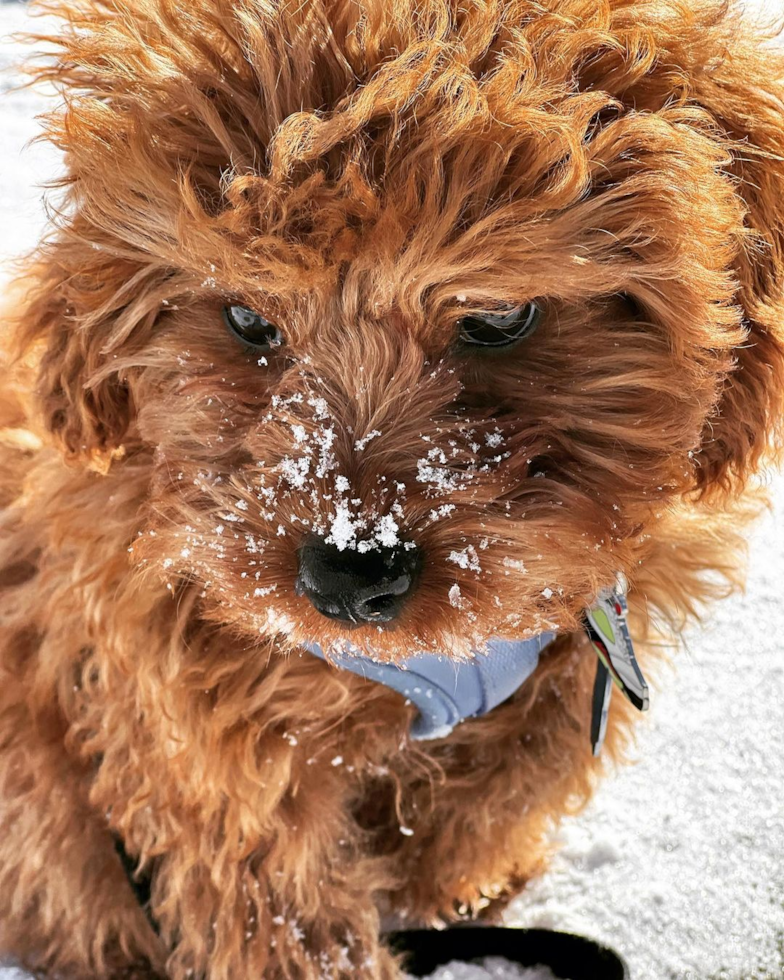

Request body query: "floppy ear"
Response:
[11, 246, 139, 466]
[689, 25, 784, 494]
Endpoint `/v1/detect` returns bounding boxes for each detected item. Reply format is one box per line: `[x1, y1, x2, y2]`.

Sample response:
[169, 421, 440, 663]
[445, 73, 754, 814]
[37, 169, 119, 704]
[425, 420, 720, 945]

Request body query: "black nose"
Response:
[295, 540, 422, 624]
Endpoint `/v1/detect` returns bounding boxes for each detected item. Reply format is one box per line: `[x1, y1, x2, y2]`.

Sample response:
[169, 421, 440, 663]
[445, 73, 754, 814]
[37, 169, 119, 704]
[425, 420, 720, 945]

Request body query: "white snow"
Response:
[374, 512, 401, 548]
[416, 960, 557, 980]
[355, 428, 382, 451]
[484, 430, 504, 448]
[449, 584, 464, 609]
[325, 502, 362, 550]
[1, 4, 784, 980]
[447, 545, 482, 573]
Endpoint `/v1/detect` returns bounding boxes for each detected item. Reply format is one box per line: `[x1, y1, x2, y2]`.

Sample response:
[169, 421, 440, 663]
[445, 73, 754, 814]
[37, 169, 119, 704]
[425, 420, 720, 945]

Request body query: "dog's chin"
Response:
[252, 610, 459, 660]
[274, 613, 532, 662]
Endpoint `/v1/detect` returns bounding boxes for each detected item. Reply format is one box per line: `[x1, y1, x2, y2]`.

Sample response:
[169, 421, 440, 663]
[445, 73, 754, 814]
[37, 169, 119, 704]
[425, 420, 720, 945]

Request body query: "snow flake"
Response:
[278, 455, 310, 489]
[374, 513, 399, 548]
[429, 504, 456, 522]
[354, 429, 382, 451]
[307, 396, 330, 420]
[503, 557, 528, 573]
[325, 504, 362, 551]
[253, 585, 277, 597]
[447, 545, 482, 573]
[417, 460, 462, 495]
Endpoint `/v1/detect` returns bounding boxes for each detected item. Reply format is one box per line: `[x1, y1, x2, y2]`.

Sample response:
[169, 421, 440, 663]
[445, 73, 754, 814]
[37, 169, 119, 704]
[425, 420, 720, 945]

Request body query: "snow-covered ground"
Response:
[1, 3, 782, 979]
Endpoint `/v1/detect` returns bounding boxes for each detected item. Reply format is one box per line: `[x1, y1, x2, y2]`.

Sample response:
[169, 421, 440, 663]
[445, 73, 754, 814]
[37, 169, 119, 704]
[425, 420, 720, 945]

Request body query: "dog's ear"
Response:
[687, 27, 784, 494]
[11, 247, 138, 467]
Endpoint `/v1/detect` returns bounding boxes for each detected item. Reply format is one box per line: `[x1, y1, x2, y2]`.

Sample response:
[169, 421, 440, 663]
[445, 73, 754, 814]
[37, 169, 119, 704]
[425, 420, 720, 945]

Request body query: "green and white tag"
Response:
[584, 581, 649, 756]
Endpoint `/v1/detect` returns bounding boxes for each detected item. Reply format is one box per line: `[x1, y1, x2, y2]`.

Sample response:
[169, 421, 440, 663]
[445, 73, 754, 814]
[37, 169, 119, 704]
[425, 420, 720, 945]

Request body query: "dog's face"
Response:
[18, 0, 784, 658]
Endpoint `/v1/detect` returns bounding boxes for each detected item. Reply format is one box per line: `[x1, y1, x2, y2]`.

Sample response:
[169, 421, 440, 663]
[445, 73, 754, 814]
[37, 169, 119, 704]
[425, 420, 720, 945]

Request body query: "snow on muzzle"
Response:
[247, 331, 517, 625]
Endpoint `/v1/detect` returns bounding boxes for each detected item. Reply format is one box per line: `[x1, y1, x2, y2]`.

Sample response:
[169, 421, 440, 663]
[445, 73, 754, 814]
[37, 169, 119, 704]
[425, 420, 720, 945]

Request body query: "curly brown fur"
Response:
[1, 0, 784, 977]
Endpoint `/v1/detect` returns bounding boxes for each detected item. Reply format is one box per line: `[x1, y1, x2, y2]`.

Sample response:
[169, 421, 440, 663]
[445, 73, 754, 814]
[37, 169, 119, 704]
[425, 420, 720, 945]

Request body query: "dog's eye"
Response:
[458, 302, 541, 348]
[223, 304, 284, 349]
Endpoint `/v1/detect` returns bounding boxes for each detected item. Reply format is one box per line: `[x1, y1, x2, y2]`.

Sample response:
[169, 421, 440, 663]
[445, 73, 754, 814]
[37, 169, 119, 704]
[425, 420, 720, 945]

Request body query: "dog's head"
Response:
[14, 0, 784, 657]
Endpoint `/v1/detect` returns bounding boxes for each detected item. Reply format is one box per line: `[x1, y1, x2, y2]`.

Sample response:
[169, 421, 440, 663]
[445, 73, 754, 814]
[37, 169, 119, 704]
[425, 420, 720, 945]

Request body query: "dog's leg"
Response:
[144, 731, 408, 980]
[94, 653, 413, 980]
[383, 634, 635, 926]
[0, 673, 166, 978]
[0, 647, 407, 980]
[151, 852, 407, 980]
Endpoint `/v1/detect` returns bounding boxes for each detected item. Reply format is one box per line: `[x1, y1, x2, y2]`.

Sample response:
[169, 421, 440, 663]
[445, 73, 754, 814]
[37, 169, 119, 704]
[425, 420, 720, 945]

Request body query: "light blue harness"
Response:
[305, 633, 555, 740]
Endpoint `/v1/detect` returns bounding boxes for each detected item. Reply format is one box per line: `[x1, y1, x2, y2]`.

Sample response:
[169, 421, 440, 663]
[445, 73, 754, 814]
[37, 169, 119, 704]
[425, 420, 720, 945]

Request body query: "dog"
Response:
[1, 0, 783, 977]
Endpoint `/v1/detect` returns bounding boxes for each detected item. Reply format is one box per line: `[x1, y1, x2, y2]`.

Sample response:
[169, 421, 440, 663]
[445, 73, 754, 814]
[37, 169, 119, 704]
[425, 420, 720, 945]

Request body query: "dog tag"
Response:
[584, 583, 649, 754]
[590, 658, 613, 757]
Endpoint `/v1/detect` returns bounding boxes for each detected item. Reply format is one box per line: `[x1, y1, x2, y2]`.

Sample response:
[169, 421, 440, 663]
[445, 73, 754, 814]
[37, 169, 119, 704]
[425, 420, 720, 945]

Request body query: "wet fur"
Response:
[1, 0, 784, 976]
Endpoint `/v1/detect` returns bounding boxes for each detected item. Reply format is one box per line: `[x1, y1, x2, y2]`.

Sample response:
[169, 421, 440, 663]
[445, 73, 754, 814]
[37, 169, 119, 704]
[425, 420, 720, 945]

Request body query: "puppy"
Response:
[1, 0, 783, 977]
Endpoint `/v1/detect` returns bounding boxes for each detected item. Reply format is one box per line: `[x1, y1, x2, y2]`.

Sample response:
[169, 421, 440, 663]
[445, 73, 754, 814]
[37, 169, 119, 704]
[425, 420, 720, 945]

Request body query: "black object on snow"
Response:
[387, 926, 630, 979]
